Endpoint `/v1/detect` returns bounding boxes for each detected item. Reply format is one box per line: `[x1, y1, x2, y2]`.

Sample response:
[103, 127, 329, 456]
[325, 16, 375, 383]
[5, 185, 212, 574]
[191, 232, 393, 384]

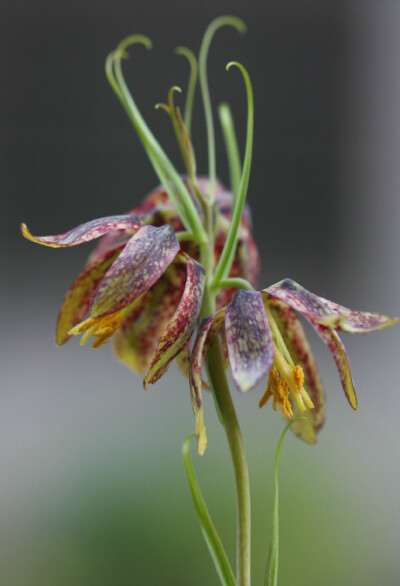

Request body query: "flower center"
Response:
[259, 358, 313, 418]
[259, 368, 293, 417]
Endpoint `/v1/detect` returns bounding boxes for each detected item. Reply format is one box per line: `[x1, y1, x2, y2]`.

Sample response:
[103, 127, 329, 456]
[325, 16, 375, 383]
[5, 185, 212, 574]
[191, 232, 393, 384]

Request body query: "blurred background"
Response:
[1, 1, 399, 584]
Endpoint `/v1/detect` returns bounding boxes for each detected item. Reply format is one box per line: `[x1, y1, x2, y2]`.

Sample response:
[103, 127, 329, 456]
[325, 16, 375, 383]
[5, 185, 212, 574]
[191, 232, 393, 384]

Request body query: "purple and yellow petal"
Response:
[190, 310, 226, 401]
[314, 299, 399, 333]
[265, 279, 348, 327]
[312, 324, 357, 410]
[144, 255, 205, 386]
[225, 291, 274, 393]
[266, 278, 398, 333]
[56, 246, 124, 345]
[269, 300, 325, 443]
[90, 225, 180, 318]
[175, 344, 211, 390]
[113, 263, 186, 374]
[189, 309, 225, 454]
[20, 215, 142, 248]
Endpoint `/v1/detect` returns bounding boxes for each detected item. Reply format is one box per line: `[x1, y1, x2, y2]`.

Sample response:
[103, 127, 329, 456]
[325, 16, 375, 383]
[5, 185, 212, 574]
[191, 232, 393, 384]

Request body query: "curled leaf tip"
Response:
[117, 34, 153, 53]
[213, 15, 247, 35]
[154, 103, 170, 113]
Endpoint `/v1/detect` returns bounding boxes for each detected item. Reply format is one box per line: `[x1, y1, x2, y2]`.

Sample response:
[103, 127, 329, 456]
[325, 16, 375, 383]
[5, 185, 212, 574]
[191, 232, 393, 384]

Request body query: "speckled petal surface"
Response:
[269, 300, 325, 444]
[189, 309, 225, 454]
[312, 324, 357, 410]
[21, 215, 142, 248]
[56, 246, 124, 345]
[311, 297, 398, 333]
[113, 262, 186, 374]
[144, 254, 205, 386]
[265, 278, 398, 333]
[175, 344, 211, 390]
[225, 291, 274, 393]
[90, 225, 180, 318]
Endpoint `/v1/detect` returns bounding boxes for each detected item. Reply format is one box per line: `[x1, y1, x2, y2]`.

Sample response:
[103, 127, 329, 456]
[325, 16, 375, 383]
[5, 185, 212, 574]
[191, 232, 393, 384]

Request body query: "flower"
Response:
[20, 178, 258, 393]
[190, 278, 398, 446]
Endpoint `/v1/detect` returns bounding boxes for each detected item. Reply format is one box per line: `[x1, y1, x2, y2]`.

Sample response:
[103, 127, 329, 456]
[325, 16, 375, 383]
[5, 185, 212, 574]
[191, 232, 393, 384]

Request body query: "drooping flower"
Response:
[21, 212, 206, 377]
[190, 278, 398, 445]
[21, 178, 259, 453]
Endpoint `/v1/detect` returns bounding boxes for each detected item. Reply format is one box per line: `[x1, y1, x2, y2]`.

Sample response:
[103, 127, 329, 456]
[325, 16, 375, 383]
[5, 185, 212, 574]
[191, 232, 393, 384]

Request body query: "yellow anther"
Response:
[259, 369, 293, 418]
[293, 365, 304, 389]
[69, 311, 124, 348]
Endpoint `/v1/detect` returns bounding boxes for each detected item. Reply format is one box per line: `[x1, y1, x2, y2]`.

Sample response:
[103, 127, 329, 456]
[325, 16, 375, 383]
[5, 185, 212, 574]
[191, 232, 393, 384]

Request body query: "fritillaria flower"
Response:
[190, 278, 398, 445]
[20, 178, 258, 399]
[21, 17, 399, 585]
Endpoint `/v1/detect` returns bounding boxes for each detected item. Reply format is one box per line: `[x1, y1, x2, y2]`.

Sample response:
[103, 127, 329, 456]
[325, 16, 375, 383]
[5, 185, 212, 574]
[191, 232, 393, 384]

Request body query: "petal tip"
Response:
[20, 222, 34, 242]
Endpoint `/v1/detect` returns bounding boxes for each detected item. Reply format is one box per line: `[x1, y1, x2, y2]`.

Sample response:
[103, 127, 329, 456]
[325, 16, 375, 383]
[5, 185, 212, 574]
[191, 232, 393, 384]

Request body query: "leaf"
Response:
[182, 435, 236, 586]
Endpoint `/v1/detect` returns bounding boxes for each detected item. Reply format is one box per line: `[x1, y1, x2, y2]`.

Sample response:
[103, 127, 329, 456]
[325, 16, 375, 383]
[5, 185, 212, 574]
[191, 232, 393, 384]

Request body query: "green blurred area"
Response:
[2, 377, 399, 586]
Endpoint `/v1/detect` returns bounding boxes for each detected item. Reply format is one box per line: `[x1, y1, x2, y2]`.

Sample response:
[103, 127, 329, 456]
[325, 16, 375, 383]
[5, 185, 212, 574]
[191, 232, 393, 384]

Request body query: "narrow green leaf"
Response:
[218, 103, 241, 202]
[198, 16, 246, 204]
[211, 61, 254, 291]
[264, 418, 306, 586]
[182, 435, 236, 586]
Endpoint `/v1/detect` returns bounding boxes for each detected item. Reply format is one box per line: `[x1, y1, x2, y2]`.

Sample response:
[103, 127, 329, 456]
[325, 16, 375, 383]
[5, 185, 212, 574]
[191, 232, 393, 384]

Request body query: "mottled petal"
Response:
[269, 300, 325, 444]
[113, 262, 186, 374]
[225, 291, 274, 393]
[265, 278, 398, 333]
[90, 225, 179, 318]
[87, 230, 133, 265]
[189, 309, 225, 454]
[56, 246, 124, 345]
[144, 254, 205, 386]
[312, 324, 357, 409]
[313, 298, 399, 334]
[175, 345, 211, 391]
[20, 215, 142, 248]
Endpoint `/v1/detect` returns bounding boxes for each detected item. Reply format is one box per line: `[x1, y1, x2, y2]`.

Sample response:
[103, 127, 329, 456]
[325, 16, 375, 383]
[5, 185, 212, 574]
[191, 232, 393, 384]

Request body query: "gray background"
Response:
[2, 1, 399, 584]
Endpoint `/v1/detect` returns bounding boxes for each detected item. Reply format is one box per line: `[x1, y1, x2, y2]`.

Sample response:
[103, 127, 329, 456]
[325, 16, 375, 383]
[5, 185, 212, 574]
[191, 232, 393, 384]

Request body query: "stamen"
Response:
[259, 369, 293, 419]
[68, 311, 124, 347]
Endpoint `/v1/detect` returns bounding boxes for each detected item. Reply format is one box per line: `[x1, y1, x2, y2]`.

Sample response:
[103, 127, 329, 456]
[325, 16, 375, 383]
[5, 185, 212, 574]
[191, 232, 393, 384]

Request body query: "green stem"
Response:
[264, 418, 305, 586]
[218, 277, 254, 291]
[206, 336, 251, 586]
[200, 287, 251, 586]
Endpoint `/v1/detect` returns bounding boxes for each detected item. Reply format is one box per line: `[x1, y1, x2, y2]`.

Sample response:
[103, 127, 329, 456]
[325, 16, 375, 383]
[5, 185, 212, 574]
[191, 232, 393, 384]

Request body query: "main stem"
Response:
[200, 284, 251, 586]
